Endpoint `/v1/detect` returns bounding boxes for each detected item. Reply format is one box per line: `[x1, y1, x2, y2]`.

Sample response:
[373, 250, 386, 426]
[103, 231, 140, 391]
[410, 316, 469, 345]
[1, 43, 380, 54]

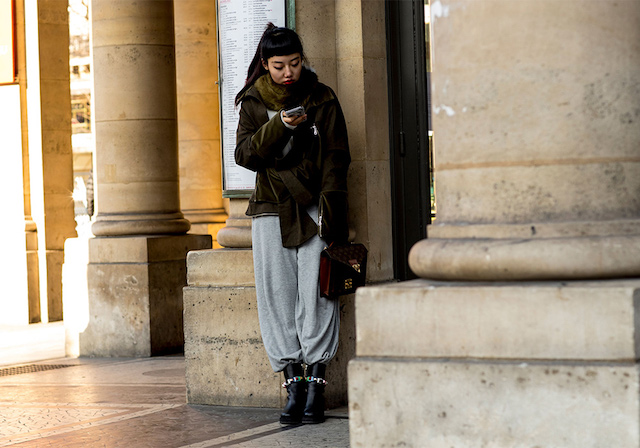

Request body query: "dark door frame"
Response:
[386, 0, 432, 280]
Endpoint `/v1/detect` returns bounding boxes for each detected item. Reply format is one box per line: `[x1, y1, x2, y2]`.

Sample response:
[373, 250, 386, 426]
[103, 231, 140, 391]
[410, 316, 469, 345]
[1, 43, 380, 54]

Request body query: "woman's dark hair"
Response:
[235, 23, 305, 105]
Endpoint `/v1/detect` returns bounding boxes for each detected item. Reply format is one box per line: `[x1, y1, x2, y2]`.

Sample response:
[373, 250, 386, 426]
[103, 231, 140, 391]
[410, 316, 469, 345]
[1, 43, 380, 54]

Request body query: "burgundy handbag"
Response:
[319, 243, 368, 298]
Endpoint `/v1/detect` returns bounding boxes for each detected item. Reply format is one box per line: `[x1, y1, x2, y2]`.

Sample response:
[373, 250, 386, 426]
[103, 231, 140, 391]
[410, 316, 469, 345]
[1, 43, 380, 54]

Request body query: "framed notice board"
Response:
[217, 0, 295, 198]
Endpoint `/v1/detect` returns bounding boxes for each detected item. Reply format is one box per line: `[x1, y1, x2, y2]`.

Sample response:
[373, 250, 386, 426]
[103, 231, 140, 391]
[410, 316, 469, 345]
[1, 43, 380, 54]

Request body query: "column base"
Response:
[25, 224, 40, 323]
[182, 208, 227, 226]
[412, 219, 640, 281]
[349, 279, 640, 447]
[184, 248, 354, 408]
[45, 250, 65, 322]
[216, 198, 252, 248]
[215, 222, 252, 248]
[81, 233, 212, 357]
[183, 208, 227, 247]
[350, 358, 637, 447]
[92, 213, 191, 237]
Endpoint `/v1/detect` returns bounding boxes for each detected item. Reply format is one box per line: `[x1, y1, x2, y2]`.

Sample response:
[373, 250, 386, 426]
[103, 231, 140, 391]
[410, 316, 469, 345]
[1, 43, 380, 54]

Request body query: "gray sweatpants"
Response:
[252, 207, 340, 372]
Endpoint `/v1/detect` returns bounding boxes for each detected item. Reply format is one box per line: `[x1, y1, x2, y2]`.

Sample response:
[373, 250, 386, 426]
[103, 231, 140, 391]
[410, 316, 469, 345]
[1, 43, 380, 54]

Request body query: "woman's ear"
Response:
[261, 59, 269, 70]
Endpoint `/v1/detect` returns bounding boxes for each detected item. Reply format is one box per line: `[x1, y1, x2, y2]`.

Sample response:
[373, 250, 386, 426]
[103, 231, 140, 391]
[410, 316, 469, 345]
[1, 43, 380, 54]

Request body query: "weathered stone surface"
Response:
[186, 249, 254, 287]
[183, 286, 279, 407]
[184, 248, 356, 408]
[174, 0, 226, 238]
[356, 279, 640, 361]
[82, 235, 211, 357]
[92, 0, 175, 47]
[91, 0, 190, 237]
[84, 263, 152, 357]
[430, 0, 640, 226]
[184, 281, 356, 408]
[352, 279, 640, 446]
[349, 358, 639, 448]
[414, 0, 640, 281]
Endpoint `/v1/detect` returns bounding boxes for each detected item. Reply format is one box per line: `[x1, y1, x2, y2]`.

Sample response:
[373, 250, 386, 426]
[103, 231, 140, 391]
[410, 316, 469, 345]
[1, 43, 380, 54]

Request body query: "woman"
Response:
[235, 24, 350, 425]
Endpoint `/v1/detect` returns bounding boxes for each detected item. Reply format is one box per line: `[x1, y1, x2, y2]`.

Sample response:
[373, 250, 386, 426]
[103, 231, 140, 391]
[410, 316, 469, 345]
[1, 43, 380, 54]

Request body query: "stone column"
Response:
[90, 1, 189, 236]
[83, 0, 211, 357]
[349, 1, 640, 446]
[174, 0, 227, 245]
[23, 0, 76, 323]
[334, 0, 393, 282]
[409, 0, 640, 281]
[15, 0, 41, 323]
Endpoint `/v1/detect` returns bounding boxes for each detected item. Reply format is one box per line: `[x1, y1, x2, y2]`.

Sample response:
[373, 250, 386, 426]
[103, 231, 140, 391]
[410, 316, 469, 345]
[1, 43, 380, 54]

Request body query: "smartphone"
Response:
[284, 105, 305, 117]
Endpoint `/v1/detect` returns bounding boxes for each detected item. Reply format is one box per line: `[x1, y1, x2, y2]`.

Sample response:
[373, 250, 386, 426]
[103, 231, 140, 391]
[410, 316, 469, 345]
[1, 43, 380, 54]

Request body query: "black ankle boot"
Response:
[280, 363, 306, 425]
[303, 363, 327, 424]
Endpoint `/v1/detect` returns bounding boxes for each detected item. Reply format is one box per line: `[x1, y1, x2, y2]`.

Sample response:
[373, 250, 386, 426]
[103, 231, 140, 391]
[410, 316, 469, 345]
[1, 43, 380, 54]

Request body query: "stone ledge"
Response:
[428, 218, 640, 240]
[355, 279, 640, 361]
[184, 283, 355, 408]
[186, 248, 254, 287]
[348, 357, 639, 448]
[89, 234, 212, 263]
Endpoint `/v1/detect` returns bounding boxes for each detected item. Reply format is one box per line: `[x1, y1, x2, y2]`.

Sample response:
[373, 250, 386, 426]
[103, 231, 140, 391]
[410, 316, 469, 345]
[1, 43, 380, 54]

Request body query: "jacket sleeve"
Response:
[318, 97, 351, 244]
[235, 100, 294, 172]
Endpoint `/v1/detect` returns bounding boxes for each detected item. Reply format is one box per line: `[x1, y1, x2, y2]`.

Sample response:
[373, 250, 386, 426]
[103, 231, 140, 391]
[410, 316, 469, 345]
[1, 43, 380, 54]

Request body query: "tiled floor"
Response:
[0, 323, 66, 367]
[0, 356, 349, 447]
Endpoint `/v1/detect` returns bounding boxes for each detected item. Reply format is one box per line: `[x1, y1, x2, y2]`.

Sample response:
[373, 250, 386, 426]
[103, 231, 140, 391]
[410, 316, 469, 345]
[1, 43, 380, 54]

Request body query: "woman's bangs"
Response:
[262, 32, 303, 59]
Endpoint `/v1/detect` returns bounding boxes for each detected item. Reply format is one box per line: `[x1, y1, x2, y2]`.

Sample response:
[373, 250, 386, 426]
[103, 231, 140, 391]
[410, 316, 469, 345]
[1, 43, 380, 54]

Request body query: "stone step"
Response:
[355, 278, 640, 361]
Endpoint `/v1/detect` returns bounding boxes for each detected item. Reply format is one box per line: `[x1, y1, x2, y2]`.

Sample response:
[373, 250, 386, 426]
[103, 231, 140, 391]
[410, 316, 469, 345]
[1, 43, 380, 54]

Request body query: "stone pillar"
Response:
[0, 83, 30, 325]
[14, 0, 41, 323]
[334, 0, 393, 282]
[23, 0, 76, 323]
[174, 0, 227, 245]
[409, 0, 640, 281]
[349, 1, 640, 446]
[83, 0, 211, 357]
[91, 1, 189, 237]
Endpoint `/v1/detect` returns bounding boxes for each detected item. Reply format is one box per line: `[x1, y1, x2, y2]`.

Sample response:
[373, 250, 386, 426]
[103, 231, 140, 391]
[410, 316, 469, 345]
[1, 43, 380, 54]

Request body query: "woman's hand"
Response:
[282, 111, 308, 127]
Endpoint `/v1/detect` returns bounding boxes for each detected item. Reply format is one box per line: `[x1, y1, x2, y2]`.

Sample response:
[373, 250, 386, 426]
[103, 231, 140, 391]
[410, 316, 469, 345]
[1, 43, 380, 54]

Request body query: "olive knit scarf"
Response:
[253, 67, 318, 111]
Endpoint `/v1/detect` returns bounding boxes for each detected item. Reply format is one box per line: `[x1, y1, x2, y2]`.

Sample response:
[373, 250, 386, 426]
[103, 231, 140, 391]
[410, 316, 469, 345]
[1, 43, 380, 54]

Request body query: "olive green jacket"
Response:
[235, 75, 350, 248]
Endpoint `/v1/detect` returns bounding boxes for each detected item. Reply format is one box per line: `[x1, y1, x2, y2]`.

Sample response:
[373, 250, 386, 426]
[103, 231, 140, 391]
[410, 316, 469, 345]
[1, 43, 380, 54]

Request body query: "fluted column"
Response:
[174, 0, 227, 243]
[410, 0, 640, 281]
[91, 0, 189, 236]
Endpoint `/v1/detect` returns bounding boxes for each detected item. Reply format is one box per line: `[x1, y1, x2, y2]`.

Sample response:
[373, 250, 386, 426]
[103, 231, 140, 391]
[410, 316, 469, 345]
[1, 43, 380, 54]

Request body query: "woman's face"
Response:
[262, 53, 302, 86]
